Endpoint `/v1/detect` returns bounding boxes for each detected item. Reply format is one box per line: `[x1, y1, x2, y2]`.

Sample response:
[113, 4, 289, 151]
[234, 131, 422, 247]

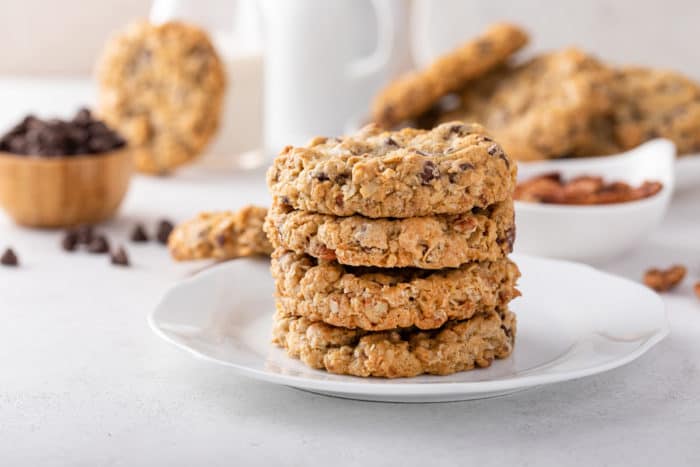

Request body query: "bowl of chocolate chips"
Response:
[0, 108, 132, 227]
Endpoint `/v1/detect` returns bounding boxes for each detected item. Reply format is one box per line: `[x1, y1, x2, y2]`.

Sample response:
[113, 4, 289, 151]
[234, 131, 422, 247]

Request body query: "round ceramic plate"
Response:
[149, 255, 668, 403]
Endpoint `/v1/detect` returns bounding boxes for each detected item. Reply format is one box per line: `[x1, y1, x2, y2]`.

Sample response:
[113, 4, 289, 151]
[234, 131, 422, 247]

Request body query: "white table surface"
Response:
[1, 79, 700, 466]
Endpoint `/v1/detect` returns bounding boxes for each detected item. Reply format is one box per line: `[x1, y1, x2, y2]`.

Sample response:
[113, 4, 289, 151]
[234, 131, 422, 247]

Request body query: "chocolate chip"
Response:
[334, 173, 349, 184]
[315, 172, 330, 182]
[420, 161, 439, 184]
[0, 108, 125, 156]
[130, 224, 149, 242]
[385, 137, 399, 147]
[156, 220, 174, 245]
[76, 225, 94, 244]
[449, 123, 465, 134]
[487, 144, 500, 156]
[1, 248, 18, 266]
[215, 233, 227, 247]
[459, 162, 475, 171]
[414, 149, 430, 157]
[87, 235, 110, 254]
[280, 196, 291, 206]
[61, 230, 79, 251]
[110, 246, 130, 266]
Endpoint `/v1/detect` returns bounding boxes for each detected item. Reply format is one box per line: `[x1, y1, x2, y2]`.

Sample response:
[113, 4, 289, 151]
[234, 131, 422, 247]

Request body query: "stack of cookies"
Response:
[264, 121, 520, 378]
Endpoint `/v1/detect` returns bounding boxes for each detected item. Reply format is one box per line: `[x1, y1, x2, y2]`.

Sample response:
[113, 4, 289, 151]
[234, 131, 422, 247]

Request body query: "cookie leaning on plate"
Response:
[264, 199, 515, 269]
[272, 308, 516, 378]
[271, 250, 520, 331]
[168, 205, 272, 261]
[97, 20, 226, 174]
[267, 121, 516, 218]
[371, 22, 528, 128]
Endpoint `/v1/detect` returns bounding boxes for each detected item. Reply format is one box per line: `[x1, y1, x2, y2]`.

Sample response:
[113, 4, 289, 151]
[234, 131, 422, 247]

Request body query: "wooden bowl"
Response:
[0, 148, 132, 228]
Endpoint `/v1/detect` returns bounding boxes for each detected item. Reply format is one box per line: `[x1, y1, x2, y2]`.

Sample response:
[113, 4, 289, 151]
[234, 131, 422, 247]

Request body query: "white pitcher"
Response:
[259, 0, 410, 155]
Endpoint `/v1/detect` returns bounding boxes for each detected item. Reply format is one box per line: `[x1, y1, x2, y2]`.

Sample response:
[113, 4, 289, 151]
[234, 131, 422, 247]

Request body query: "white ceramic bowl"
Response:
[515, 139, 675, 264]
[675, 153, 700, 191]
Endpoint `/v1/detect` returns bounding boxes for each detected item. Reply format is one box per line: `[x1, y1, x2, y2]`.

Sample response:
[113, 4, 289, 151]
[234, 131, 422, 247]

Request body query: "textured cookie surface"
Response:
[372, 23, 528, 128]
[264, 199, 515, 269]
[267, 122, 516, 218]
[97, 20, 226, 173]
[168, 205, 272, 261]
[271, 250, 520, 331]
[445, 48, 614, 161]
[272, 308, 516, 378]
[610, 67, 700, 155]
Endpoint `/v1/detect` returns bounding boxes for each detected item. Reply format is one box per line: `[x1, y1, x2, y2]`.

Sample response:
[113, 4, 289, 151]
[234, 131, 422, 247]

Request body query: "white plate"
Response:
[149, 256, 669, 403]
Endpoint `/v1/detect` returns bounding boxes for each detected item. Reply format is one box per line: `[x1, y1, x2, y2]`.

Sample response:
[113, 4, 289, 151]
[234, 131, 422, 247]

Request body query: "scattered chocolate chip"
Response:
[315, 172, 330, 182]
[334, 173, 349, 184]
[61, 230, 79, 251]
[75, 225, 94, 244]
[459, 162, 475, 171]
[385, 137, 399, 147]
[156, 220, 174, 245]
[419, 161, 440, 184]
[110, 246, 130, 266]
[414, 149, 430, 157]
[1, 248, 18, 266]
[130, 224, 149, 242]
[487, 144, 500, 156]
[87, 235, 110, 254]
[449, 123, 465, 134]
[497, 226, 516, 252]
[335, 194, 344, 207]
[280, 196, 291, 206]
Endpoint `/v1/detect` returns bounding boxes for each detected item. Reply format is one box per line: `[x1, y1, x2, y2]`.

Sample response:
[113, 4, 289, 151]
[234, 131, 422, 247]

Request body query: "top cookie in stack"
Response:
[265, 122, 520, 378]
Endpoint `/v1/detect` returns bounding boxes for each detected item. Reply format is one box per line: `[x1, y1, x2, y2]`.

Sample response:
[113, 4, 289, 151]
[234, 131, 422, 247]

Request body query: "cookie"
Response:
[271, 250, 520, 331]
[97, 20, 226, 173]
[168, 205, 272, 261]
[609, 67, 700, 155]
[372, 23, 528, 128]
[272, 307, 516, 378]
[444, 48, 614, 161]
[264, 199, 515, 269]
[267, 122, 516, 218]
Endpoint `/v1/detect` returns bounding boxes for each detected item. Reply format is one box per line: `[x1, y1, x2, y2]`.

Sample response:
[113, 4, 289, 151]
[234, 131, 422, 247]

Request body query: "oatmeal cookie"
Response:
[372, 23, 528, 128]
[271, 250, 520, 331]
[443, 48, 614, 161]
[97, 20, 226, 173]
[272, 308, 516, 378]
[264, 199, 515, 269]
[267, 122, 516, 218]
[609, 67, 700, 155]
[168, 205, 272, 261]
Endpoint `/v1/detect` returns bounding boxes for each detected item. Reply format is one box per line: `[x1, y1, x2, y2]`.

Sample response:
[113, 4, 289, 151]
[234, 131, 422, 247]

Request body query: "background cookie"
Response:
[97, 20, 226, 173]
[371, 22, 529, 129]
[445, 48, 614, 161]
[610, 67, 700, 155]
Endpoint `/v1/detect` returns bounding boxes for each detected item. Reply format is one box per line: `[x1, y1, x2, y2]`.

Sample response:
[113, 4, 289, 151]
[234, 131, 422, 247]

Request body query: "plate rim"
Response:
[149, 255, 669, 396]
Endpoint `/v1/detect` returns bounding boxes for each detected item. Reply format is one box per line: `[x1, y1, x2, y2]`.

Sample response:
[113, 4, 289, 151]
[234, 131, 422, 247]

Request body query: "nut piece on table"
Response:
[643, 265, 687, 292]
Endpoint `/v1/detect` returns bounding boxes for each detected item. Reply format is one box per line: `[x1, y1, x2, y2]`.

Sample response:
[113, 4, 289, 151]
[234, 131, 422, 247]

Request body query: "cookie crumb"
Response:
[1, 248, 18, 266]
[61, 230, 79, 251]
[694, 282, 700, 300]
[643, 265, 686, 292]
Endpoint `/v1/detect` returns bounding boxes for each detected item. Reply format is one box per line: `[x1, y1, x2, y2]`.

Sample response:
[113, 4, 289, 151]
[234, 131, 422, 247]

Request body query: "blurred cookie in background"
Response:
[96, 20, 226, 174]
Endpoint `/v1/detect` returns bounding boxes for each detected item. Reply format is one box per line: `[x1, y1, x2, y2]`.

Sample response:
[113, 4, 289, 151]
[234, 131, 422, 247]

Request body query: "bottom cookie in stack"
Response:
[272, 307, 516, 378]
[270, 249, 520, 378]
